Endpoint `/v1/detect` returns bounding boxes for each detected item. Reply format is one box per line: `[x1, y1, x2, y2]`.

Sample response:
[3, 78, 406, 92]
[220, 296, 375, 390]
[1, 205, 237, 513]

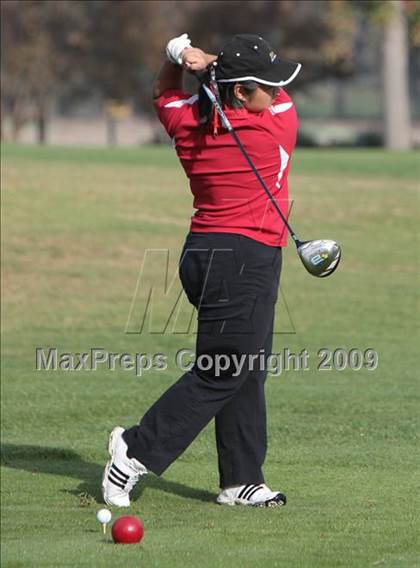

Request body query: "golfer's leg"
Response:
[122, 233, 281, 477]
[122, 233, 248, 474]
[215, 307, 275, 488]
[122, 300, 273, 476]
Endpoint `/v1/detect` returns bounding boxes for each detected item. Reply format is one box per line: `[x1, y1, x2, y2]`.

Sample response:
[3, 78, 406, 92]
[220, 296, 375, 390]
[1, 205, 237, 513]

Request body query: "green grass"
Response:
[1, 144, 419, 567]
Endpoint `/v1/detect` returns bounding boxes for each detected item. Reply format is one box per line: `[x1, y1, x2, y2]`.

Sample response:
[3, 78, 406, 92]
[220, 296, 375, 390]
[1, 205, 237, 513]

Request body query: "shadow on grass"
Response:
[0, 444, 215, 505]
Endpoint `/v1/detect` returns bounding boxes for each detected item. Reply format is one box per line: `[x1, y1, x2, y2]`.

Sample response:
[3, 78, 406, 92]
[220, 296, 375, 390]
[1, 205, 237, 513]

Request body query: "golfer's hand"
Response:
[181, 48, 213, 72]
[166, 33, 192, 65]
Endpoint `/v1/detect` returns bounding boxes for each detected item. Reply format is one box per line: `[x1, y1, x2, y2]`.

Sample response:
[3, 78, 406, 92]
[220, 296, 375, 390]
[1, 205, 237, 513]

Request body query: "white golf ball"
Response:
[96, 508, 112, 524]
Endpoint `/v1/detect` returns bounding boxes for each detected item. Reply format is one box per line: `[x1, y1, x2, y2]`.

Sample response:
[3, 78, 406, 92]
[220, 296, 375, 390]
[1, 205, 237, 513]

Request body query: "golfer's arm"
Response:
[153, 61, 184, 99]
[153, 52, 217, 99]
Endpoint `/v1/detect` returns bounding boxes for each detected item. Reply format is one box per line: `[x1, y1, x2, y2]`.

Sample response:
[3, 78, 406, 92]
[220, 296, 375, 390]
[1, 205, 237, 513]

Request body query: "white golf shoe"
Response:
[102, 426, 147, 507]
[217, 483, 287, 507]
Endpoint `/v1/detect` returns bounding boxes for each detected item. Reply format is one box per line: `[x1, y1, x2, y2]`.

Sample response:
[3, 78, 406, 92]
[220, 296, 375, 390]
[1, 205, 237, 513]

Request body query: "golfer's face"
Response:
[245, 84, 279, 112]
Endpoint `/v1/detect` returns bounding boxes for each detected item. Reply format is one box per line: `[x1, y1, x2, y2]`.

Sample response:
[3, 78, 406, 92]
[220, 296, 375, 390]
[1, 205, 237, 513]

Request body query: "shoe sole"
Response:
[217, 494, 287, 508]
[102, 427, 127, 506]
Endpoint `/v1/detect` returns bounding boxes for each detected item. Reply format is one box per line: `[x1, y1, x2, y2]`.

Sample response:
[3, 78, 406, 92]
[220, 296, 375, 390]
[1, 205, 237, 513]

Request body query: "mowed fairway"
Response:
[1, 144, 419, 567]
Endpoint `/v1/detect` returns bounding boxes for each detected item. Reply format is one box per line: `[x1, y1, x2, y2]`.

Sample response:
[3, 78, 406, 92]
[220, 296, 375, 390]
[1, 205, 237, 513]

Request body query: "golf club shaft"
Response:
[201, 83, 301, 246]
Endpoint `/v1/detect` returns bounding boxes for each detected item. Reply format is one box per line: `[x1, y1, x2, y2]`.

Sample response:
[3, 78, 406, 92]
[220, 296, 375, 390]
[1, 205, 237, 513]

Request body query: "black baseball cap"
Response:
[215, 34, 301, 87]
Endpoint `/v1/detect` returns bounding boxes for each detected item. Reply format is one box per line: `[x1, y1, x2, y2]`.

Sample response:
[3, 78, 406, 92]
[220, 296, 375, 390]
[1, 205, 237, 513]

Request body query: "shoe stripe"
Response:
[238, 484, 254, 499]
[109, 471, 128, 486]
[110, 465, 129, 483]
[107, 473, 126, 490]
[111, 463, 129, 480]
[108, 470, 127, 486]
[108, 469, 127, 485]
[109, 468, 128, 484]
[242, 484, 261, 500]
[246, 485, 264, 500]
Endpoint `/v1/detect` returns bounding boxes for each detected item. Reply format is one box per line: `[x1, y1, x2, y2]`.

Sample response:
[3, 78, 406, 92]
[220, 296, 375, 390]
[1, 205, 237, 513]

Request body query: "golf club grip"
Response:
[200, 83, 298, 243]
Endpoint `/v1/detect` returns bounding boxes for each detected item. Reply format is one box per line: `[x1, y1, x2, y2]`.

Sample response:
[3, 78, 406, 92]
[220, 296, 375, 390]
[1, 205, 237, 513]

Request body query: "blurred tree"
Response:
[382, 0, 411, 149]
[1, 0, 88, 143]
[352, 0, 420, 149]
[1, 0, 184, 145]
[82, 0, 183, 144]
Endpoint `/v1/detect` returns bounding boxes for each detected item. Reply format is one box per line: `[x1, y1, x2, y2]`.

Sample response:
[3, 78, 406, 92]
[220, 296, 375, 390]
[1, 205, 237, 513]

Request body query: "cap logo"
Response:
[269, 51, 277, 62]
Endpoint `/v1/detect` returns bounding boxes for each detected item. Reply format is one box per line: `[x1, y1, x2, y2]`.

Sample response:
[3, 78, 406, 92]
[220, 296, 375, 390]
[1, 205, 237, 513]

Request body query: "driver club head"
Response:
[296, 239, 342, 278]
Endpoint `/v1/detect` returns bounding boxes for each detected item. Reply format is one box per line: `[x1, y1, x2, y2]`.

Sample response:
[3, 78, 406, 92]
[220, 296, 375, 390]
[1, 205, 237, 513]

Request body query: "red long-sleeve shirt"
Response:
[154, 88, 298, 247]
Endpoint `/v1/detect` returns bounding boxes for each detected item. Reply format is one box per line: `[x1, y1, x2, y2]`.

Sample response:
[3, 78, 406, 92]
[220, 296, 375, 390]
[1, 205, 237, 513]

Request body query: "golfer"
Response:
[102, 33, 301, 507]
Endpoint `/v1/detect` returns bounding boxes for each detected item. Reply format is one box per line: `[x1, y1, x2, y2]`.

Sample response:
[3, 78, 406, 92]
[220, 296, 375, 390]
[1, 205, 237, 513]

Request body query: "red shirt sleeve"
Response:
[153, 89, 198, 138]
[266, 88, 299, 143]
[270, 88, 295, 114]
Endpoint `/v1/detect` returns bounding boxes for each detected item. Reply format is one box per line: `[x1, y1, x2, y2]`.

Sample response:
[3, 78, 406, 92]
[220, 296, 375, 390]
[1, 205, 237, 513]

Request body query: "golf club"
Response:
[200, 78, 341, 278]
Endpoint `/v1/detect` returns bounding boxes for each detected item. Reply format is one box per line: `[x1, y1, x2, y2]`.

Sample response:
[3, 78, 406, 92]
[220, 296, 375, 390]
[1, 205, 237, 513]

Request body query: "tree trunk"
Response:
[106, 115, 118, 146]
[36, 100, 47, 145]
[382, 0, 411, 150]
[0, 99, 5, 141]
[11, 97, 27, 142]
[333, 80, 346, 118]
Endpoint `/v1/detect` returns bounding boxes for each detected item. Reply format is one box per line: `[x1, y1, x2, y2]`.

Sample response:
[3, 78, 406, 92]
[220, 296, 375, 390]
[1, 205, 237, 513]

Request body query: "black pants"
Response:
[123, 232, 282, 488]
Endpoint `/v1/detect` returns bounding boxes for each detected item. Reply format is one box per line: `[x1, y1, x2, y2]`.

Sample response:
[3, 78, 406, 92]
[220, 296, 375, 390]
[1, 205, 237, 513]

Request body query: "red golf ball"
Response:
[112, 516, 144, 544]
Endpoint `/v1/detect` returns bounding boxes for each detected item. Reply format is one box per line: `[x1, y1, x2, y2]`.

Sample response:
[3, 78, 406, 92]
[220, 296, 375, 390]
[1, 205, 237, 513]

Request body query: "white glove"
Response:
[166, 33, 192, 66]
